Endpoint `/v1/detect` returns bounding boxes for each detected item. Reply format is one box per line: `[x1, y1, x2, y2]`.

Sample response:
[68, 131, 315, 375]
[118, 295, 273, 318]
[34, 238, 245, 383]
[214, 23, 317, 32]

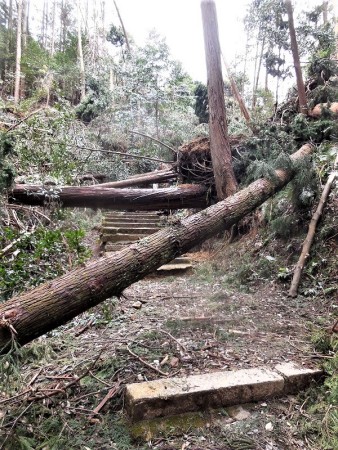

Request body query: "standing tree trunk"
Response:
[222, 54, 251, 125]
[322, 1, 328, 24]
[46, 0, 56, 107]
[113, 0, 130, 53]
[0, 144, 314, 351]
[252, 36, 265, 108]
[14, 0, 22, 104]
[285, 0, 308, 115]
[77, 0, 86, 101]
[201, 0, 238, 200]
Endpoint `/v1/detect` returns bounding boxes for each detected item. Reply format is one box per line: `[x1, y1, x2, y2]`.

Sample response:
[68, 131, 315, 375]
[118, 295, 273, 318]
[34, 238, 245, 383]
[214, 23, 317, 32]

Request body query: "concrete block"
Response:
[125, 368, 284, 421]
[275, 362, 323, 394]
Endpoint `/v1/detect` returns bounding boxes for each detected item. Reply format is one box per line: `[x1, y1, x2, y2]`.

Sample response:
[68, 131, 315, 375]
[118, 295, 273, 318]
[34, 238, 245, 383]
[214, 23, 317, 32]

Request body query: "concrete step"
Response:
[103, 220, 161, 227]
[102, 233, 144, 243]
[105, 243, 134, 252]
[102, 227, 159, 235]
[105, 214, 161, 220]
[157, 262, 193, 271]
[157, 256, 192, 272]
[125, 363, 322, 422]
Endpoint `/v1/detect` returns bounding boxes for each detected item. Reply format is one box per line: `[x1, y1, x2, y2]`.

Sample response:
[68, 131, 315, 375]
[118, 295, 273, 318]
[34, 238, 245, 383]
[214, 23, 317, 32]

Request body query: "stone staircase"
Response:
[100, 212, 192, 272]
[101, 212, 163, 253]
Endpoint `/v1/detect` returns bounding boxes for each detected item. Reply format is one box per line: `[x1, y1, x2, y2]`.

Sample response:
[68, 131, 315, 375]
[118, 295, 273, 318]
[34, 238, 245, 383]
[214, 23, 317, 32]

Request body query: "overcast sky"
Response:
[28, 0, 336, 88]
[109, 0, 249, 82]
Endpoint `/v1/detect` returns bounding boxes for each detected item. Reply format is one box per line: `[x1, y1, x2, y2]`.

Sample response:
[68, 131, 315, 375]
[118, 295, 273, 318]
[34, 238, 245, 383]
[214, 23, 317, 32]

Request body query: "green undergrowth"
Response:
[0, 223, 90, 302]
[298, 334, 338, 449]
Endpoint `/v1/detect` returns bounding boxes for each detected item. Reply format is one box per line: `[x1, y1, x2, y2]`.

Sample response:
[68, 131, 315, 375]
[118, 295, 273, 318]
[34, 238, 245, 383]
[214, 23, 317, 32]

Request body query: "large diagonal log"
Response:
[0, 144, 313, 350]
[10, 184, 208, 210]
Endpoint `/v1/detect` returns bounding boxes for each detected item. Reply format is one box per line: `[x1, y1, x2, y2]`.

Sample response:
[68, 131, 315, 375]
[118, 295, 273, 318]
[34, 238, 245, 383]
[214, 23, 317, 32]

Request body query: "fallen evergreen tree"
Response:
[10, 184, 208, 210]
[0, 143, 313, 352]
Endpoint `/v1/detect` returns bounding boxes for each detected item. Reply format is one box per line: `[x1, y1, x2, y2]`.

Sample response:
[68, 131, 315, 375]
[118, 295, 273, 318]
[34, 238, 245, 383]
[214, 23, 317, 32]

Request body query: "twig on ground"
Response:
[27, 367, 43, 386]
[91, 382, 121, 416]
[0, 402, 33, 450]
[159, 329, 187, 353]
[74, 319, 94, 337]
[126, 345, 169, 376]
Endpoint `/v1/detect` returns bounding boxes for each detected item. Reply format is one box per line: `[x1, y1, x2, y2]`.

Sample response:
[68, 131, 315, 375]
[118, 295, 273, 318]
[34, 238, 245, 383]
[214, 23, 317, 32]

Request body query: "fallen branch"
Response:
[129, 130, 177, 154]
[288, 155, 338, 297]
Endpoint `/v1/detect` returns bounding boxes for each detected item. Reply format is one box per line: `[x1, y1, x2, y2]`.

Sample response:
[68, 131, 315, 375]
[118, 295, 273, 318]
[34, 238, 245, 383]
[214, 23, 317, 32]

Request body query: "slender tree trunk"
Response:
[242, 30, 250, 95]
[323, 1, 328, 24]
[222, 54, 251, 125]
[288, 166, 337, 297]
[77, 0, 85, 101]
[10, 184, 209, 210]
[254, 37, 265, 96]
[14, 0, 22, 104]
[46, 0, 56, 107]
[113, 0, 130, 53]
[20, 0, 28, 99]
[252, 39, 259, 108]
[201, 0, 238, 200]
[0, 144, 314, 350]
[50, 0, 56, 56]
[285, 0, 308, 114]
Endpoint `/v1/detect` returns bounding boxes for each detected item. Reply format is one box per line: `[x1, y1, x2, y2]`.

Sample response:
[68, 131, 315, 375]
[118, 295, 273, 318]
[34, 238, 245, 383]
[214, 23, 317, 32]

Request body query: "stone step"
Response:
[102, 227, 159, 235]
[157, 262, 193, 271]
[102, 233, 144, 243]
[103, 220, 161, 227]
[105, 243, 134, 252]
[125, 363, 322, 422]
[105, 214, 161, 220]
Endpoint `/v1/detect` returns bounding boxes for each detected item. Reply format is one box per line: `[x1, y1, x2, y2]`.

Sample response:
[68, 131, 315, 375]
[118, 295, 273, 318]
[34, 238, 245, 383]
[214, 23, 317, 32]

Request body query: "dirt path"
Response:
[1, 247, 333, 449]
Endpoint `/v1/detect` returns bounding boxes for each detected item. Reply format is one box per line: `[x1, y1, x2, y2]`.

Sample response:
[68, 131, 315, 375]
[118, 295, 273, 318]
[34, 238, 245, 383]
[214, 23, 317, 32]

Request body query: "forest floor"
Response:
[1, 228, 336, 450]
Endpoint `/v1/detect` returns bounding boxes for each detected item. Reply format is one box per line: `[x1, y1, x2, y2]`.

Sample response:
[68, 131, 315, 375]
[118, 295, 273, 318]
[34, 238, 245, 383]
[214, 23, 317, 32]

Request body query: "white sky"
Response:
[28, 0, 336, 89]
[111, 0, 249, 82]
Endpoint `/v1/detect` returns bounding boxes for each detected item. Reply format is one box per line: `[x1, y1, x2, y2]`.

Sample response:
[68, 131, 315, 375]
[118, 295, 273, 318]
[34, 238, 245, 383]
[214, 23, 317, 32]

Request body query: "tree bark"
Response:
[201, 0, 238, 200]
[285, 0, 308, 115]
[288, 157, 338, 297]
[10, 184, 208, 210]
[0, 144, 313, 350]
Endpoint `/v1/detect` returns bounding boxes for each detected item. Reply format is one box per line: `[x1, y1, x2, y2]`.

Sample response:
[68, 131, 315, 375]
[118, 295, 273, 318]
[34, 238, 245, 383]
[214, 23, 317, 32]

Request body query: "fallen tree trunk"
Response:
[10, 184, 207, 210]
[0, 144, 314, 350]
[92, 169, 177, 188]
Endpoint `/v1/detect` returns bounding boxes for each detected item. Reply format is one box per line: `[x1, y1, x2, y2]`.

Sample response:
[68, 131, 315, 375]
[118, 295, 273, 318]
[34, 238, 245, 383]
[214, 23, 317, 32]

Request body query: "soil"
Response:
[1, 231, 336, 450]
